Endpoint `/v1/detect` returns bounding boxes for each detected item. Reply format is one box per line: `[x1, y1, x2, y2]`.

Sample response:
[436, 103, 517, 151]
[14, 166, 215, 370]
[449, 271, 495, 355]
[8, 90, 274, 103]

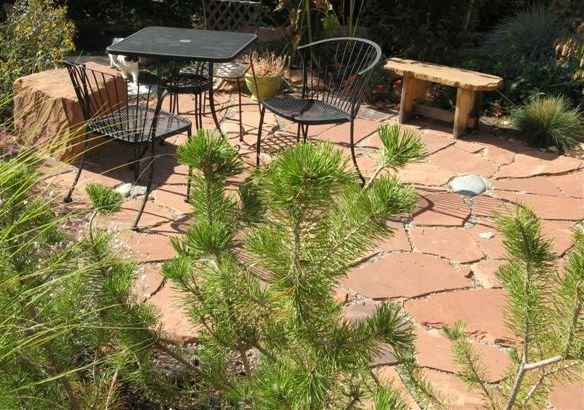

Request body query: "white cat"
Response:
[108, 37, 139, 84]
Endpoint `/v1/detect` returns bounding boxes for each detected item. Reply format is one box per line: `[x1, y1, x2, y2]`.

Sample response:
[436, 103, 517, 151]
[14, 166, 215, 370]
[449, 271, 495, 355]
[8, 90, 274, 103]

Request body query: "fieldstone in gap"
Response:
[448, 175, 487, 196]
[115, 182, 147, 198]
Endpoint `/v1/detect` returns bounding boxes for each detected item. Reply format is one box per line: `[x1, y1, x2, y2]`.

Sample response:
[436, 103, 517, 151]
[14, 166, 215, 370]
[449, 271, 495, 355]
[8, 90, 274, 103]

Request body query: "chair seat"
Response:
[88, 105, 192, 144]
[163, 72, 212, 95]
[262, 97, 352, 125]
[214, 61, 249, 79]
[179, 61, 249, 80]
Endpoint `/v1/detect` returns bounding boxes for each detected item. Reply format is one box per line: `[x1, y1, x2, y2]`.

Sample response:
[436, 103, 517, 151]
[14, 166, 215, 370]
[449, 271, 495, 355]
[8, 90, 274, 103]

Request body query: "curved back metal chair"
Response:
[175, 0, 261, 138]
[255, 37, 382, 183]
[64, 61, 192, 230]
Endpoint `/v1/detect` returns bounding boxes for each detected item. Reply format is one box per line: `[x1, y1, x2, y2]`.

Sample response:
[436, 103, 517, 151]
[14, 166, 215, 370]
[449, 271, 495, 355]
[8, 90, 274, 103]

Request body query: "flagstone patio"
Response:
[40, 83, 584, 409]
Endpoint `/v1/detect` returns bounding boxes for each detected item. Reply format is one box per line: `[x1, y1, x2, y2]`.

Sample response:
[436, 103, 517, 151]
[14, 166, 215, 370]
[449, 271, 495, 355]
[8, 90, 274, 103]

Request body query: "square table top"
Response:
[106, 26, 257, 63]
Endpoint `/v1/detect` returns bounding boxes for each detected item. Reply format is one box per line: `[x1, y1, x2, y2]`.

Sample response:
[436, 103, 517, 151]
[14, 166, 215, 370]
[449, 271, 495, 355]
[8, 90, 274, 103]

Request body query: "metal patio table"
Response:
[106, 26, 257, 131]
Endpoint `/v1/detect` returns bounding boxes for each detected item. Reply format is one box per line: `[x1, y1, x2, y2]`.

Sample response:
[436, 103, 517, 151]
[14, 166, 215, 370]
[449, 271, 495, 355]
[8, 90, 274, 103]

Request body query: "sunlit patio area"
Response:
[35, 68, 584, 408]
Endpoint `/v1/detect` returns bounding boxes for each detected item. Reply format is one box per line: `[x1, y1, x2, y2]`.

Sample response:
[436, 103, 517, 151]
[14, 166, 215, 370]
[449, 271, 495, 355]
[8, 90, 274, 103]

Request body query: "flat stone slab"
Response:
[471, 259, 504, 288]
[411, 227, 484, 263]
[493, 176, 562, 196]
[423, 369, 484, 409]
[405, 288, 514, 344]
[495, 151, 582, 178]
[430, 146, 499, 178]
[497, 191, 584, 221]
[448, 175, 487, 196]
[342, 253, 471, 299]
[547, 171, 584, 198]
[413, 190, 471, 227]
[415, 326, 510, 382]
[378, 220, 411, 252]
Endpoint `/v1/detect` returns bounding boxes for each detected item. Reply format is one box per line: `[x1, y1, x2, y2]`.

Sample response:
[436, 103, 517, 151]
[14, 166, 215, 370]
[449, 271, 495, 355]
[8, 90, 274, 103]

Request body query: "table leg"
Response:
[207, 61, 223, 134]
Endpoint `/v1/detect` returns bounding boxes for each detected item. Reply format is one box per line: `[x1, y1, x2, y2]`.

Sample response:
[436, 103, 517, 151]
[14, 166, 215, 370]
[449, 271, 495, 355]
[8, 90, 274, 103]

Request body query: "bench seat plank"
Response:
[385, 58, 502, 91]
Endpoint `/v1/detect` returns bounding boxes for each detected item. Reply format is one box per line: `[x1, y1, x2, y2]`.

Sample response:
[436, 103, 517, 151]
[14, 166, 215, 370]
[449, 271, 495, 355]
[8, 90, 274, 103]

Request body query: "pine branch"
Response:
[521, 361, 581, 405]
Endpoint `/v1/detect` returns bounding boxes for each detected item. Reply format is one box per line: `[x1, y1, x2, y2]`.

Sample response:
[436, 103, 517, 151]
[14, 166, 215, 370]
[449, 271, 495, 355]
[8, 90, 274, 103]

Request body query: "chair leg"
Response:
[237, 79, 244, 142]
[63, 137, 88, 203]
[349, 120, 365, 185]
[296, 124, 301, 142]
[256, 105, 266, 166]
[186, 128, 193, 202]
[133, 141, 155, 231]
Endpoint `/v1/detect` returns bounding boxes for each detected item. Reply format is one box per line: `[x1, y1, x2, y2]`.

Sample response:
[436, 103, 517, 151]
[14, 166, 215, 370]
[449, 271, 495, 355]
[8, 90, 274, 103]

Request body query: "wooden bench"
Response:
[384, 58, 503, 138]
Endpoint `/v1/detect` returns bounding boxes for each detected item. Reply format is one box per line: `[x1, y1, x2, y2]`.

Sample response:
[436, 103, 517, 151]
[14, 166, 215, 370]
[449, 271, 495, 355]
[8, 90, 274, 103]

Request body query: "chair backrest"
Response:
[64, 61, 163, 142]
[297, 37, 382, 118]
[203, 0, 261, 33]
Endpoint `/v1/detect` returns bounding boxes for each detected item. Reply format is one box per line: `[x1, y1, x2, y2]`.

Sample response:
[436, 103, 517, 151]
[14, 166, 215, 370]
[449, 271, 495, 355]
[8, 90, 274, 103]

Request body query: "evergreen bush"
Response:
[163, 126, 443, 408]
[444, 205, 584, 409]
[512, 95, 584, 152]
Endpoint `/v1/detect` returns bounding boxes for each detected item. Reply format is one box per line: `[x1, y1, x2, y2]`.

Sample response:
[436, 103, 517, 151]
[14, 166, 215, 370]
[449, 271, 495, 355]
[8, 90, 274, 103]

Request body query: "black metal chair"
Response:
[63, 61, 192, 230]
[175, 0, 262, 139]
[255, 37, 382, 183]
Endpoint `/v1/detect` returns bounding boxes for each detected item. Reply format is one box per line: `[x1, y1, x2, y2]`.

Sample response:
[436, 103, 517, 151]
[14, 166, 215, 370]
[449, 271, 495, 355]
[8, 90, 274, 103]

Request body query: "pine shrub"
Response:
[512, 95, 584, 152]
[444, 205, 584, 409]
[163, 127, 442, 408]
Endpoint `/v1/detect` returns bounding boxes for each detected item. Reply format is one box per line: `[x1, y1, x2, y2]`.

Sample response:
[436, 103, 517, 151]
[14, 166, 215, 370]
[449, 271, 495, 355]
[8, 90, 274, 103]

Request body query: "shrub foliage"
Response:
[512, 95, 584, 151]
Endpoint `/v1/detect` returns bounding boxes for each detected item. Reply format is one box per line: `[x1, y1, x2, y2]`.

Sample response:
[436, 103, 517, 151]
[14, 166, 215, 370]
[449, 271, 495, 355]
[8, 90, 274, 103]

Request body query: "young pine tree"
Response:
[443, 205, 584, 410]
[163, 125, 441, 408]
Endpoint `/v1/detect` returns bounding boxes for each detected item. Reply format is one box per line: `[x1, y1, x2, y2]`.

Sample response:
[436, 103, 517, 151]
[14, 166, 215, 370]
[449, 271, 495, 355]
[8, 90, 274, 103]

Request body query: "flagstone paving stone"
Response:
[38, 86, 584, 408]
[547, 171, 584, 198]
[148, 284, 198, 342]
[415, 326, 510, 382]
[400, 161, 455, 186]
[549, 380, 584, 410]
[496, 191, 584, 221]
[405, 288, 514, 344]
[411, 227, 484, 263]
[429, 146, 499, 177]
[378, 220, 411, 252]
[374, 366, 422, 409]
[471, 195, 513, 218]
[495, 151, 582, 178]
[469, 224, 507, 260]
[470, 259, 504, 288]
[412, 190, 471, 226]
[342, 253, 471, 299]
[423, 369, 484, 409]
[493, 175, 564, 196]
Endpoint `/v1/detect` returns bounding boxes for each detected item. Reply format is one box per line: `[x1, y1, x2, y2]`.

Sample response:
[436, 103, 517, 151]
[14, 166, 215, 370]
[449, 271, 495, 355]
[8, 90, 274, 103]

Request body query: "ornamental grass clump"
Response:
[512, 95, 584, 152]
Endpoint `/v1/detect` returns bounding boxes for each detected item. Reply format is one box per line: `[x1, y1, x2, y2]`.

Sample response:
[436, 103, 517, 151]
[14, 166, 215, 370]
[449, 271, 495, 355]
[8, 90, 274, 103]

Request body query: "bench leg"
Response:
[453, 88, 478, 138]
[399, 74, 430, 123]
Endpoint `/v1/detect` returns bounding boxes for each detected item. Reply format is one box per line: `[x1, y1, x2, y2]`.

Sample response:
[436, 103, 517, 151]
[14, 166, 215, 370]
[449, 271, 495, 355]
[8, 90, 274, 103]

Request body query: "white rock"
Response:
[479, 231, 495, 240]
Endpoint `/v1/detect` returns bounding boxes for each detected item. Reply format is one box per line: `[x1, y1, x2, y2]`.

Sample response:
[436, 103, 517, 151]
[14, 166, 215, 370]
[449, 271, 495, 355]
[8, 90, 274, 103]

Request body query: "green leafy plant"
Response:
[444, 205, 584, 409]
[163, 127, 442, 408]
[0, 0, 76, 114]
[512, 95, 584, 152]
